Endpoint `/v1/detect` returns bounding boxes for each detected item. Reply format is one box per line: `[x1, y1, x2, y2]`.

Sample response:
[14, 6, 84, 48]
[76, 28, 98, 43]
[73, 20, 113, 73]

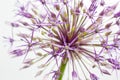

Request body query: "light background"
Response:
[0, 0, 40, 80]
[0, 0, 120, 80]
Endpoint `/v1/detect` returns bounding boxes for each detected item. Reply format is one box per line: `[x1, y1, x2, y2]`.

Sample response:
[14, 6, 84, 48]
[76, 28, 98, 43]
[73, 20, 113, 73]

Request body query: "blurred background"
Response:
[0, 0, 40, 80]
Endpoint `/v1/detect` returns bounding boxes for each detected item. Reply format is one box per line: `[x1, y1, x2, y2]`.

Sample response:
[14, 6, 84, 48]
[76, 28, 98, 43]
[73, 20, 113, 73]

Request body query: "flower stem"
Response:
[58, 57, 68, 80]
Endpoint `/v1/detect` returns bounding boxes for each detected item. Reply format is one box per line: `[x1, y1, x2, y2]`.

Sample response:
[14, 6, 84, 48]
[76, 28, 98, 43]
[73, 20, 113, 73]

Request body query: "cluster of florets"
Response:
[8, 0, 120, 80]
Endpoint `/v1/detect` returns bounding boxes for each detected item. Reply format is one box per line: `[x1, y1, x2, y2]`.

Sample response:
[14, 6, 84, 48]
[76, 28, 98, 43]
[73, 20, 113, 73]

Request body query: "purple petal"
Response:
[79, 27, 85, 32]
[88, 0, 97, 12]
[114, 11, 120, 18]
[100, 0, 105, 6]
[23, 13, 33, 18]
[3, 37, 14, 44]
[19, 12, 33, 18]
[107, 58, 119, 65]
[11, 22, 19, 27]
[23, 58, 33, 64]
[52, 70, 61, 80]
[101, 69, 111, 75]
[90, 73, 99, 80]
[20, 65, 30, 70]
[20, 6, 25, 11]
[10, 49, 24, 56]
[72, 71, 77, 78]
[38, 0, 46, 4]
[61, 0, 68, 4]
[100, 3, 118, 16]
[112, 65, 120, 70]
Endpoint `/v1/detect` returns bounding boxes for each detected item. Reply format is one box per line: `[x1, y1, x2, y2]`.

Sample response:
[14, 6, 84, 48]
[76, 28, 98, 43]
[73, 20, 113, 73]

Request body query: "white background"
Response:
[0, 0, 120, 80]
[0, 0, 40, 80]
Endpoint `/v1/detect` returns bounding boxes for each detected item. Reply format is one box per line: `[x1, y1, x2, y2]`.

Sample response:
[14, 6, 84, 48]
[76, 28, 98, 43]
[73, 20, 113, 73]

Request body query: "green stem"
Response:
[58, 57, 68, 80]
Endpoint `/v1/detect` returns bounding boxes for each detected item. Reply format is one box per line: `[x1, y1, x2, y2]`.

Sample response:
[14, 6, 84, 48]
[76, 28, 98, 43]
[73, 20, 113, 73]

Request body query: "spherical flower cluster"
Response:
[9, 0, 120, 80]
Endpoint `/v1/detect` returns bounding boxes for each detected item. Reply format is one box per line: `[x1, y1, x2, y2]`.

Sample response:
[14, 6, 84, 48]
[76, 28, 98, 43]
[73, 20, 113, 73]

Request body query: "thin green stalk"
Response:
[58, 57, 68, 80]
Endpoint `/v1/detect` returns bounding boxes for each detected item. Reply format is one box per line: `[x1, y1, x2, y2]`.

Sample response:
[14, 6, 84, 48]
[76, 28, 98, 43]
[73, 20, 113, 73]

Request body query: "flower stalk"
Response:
[58, 57, 68, 80]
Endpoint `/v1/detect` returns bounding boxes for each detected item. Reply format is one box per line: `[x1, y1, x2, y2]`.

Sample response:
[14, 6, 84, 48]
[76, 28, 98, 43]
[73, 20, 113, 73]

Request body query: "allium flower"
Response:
[8, 0, 120, 80]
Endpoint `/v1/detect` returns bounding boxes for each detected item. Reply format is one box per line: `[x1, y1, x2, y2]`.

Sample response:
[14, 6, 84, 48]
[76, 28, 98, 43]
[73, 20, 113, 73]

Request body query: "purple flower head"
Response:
[8, 0, 120, 80]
